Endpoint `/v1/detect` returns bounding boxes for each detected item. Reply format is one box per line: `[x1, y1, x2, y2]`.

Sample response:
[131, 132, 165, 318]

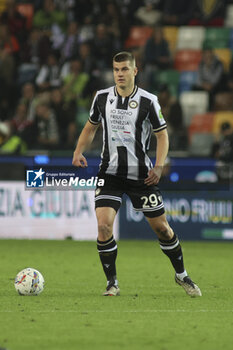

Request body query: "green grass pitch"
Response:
[0, 240, 232, 350]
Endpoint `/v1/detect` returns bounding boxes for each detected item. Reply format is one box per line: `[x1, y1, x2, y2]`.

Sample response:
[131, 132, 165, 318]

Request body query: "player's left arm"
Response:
[144, 128, 169, 186]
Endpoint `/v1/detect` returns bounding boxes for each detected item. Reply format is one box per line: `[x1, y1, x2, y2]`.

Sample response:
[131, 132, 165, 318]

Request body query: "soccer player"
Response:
[72, 51, 202, 297]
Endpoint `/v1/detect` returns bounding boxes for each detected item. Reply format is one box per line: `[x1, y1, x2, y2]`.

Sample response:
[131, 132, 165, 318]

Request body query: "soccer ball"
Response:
[14, 268, 44, 296]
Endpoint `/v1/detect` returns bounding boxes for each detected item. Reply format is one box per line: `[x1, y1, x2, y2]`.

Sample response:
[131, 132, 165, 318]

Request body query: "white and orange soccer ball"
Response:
[14, 268, 44, 296]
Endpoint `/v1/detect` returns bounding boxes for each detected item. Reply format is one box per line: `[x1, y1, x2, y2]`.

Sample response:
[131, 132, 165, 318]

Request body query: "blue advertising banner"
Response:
[0, 155, 232, 241]
[119, 187, 233, 240]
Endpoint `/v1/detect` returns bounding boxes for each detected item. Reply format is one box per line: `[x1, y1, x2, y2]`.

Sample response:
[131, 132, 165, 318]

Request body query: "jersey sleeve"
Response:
[89, 92, 102, 125]
[148, 95, 167, 133]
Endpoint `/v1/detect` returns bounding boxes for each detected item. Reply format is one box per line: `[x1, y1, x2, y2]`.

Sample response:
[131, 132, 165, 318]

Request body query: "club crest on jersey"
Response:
[129, 100, 138, 109]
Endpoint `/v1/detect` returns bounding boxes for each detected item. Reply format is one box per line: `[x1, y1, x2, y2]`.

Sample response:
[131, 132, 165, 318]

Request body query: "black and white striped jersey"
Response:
[89, 85, 167, 180]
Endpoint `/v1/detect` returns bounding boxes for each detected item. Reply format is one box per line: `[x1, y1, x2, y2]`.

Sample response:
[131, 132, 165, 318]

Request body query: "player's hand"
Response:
[72, 152, 88, 168]
[144, 166, 163, 186]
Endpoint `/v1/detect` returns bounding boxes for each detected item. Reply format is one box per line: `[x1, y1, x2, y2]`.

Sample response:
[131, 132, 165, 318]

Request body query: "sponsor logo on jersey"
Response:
[159, 109, 165, 121]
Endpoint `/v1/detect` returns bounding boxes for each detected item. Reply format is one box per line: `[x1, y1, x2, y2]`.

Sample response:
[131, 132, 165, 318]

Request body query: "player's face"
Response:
[113, 60, 137, 90]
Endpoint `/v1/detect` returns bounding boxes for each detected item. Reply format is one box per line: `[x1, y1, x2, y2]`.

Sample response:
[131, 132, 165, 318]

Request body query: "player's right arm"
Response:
[72, 121, 99, 168]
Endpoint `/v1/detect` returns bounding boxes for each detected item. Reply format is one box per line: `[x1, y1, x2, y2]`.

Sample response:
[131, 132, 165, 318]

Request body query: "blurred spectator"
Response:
[115, 0, 141, 26]
[50, 88, 76, 148]
[135, 0, 162, 26]
[0, 38, 15, 88]
[62, 58, 90, 109]
[0, 0, 27, 45]
[33, 0, 67, 50]
[190, 0, 226, 26]
[0, 95, 12, 121]
[143, 26, 171, 89]
[11, 102, 35, 147]
[0, 121, 26, 154]
[20, 82, 37, 121]
[162, 0, 196, 25]
[33, 1, 44, 11]
[78, 42, 101, 91]
[78, 42, 99, 79]
[211, 122, 233, 181]
[144, 26, 171, 69]
[0, 23, 19, 61]
[0, 122, 10, 147]
[54, 0, 76, 22]
[100, 1, 129, 47]
[212, 122, 233, 162]
[60, 21, 80, 63]
[73, 0, 99, 25]
[5, 0, 231, 157]
[193, 48, 224, 109]
[60, 44, 99, 88]
[50, 23, 65, 50]
[33, 0, 66, 31]
[35, 51, 61, 91]
[0, 24, 19, 111]
[78, 16, 95, 43]
[20, 27, 51, 66]
[92, 23, 116, 69]
[11, 102, 27, 129]
[33, 101, 59, 149]
[158, 84, 187, 151]
[18, 26, 54, 87]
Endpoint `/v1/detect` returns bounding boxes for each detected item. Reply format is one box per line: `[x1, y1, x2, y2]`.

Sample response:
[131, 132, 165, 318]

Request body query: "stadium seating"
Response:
[204, 27, 230, 48]
[180, 91, 209, 127]
[212, 111, 233, 134]
[179, 71, 198, 94]
[125, 26, 153, 49]
[163, 26, 178, 56]
[214, 48, 231, 71]
[17, 63, 38, 86]
[174, 50, 202, 71]
[188, 112, 215, 141]
[17, 3, 34, 30]
[156, 69, 180, 97]
[188, 112, 215, 156]
[177, 26, 205, 50]
[189, 132, 214, 156]
[225, 4, 233, 27]
[213, 92, 233, 111]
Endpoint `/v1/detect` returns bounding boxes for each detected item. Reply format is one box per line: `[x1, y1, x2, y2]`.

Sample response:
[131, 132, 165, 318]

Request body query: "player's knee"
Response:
[98, 223, 113, 241]
[155, 223, 173, 240]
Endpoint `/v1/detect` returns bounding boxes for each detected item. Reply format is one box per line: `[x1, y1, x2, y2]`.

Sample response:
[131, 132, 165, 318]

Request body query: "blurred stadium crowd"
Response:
[0, 0, 233, 163]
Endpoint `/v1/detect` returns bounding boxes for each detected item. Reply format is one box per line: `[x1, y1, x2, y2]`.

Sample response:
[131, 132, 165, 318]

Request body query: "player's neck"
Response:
[116, 84, 135, 98]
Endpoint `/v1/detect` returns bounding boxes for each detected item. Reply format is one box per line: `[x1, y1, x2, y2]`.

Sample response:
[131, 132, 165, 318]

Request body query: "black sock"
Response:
[159, 233, 185, 274]
[97, 236, 118, 283]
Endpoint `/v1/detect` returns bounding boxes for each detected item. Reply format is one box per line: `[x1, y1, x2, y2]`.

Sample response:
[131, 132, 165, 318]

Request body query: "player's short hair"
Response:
[113, 51, 136, 66]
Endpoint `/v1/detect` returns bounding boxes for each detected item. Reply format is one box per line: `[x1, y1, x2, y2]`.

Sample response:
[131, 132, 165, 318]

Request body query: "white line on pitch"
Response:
[0, 309, 233, 313]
